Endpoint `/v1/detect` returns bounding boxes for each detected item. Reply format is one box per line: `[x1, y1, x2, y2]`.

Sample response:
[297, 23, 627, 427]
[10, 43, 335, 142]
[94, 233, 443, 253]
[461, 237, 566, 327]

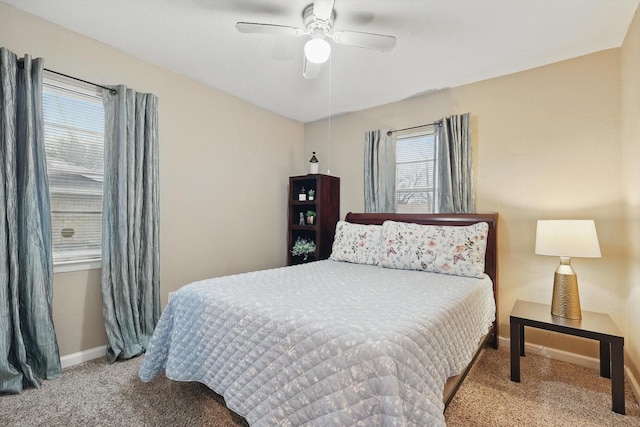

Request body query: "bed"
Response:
[139, 212, 499, 426]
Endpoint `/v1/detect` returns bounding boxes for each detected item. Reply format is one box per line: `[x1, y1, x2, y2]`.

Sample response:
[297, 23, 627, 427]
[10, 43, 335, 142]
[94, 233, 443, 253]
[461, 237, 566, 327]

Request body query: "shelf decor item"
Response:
[309, 152, 319, 174]
[308, 189, 315, 200]
[535, 219, 601, 320]
[299, 186, 306, 201]
[306, 210, 316, 225]
[291, 237, 316, 260]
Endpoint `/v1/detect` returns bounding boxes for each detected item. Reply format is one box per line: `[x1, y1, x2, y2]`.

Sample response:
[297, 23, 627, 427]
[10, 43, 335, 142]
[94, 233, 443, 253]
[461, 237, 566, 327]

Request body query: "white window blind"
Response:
[43, 76, 104, 264]
[395, 128, 436, 213]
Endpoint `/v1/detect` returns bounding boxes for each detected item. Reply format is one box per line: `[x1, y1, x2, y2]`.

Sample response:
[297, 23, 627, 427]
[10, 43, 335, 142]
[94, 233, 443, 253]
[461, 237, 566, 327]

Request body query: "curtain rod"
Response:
[387, 120, 442, 136]
[17, 59, 117, 94]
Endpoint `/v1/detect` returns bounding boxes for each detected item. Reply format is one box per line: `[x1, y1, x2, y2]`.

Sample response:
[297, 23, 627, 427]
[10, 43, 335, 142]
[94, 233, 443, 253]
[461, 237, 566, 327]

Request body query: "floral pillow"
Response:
[330, 221, 382, 265]
[378, 221, 489, 278]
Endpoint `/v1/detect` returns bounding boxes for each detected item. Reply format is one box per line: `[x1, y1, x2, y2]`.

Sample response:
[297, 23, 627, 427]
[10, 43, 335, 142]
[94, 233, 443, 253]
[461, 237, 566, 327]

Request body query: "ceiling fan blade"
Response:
[332, 30, 396, 52]
[236, 22, 306, 37]
[303, 56, 322, 79]
[312, 0, 335, 22]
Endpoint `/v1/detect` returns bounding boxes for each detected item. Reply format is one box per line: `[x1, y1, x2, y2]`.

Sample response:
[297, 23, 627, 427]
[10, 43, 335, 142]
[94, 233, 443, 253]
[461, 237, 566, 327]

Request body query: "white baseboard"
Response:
[60, 345, 107, 369]
[498, 336, 640, 404]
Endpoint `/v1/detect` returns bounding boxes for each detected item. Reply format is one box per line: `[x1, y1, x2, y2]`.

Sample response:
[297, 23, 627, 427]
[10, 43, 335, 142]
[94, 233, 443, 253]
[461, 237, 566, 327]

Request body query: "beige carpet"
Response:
[0, 348, 638, 426]
[446, 348, 640, 426]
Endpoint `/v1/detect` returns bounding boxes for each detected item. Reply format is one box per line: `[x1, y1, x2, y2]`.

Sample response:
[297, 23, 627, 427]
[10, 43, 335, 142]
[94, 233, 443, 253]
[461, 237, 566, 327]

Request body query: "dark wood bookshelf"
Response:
[287, 174, 340, 266]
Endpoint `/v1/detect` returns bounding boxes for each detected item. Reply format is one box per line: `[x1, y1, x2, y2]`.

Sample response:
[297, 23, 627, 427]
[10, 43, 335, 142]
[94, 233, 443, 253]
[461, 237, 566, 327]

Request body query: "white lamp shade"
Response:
[304, 38, 331, 64]
[535, 220, 601, 258]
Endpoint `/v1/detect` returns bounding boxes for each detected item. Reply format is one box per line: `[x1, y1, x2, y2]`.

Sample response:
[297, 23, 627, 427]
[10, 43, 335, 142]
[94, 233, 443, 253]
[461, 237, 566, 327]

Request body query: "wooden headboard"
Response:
[344, 212, 499, 348]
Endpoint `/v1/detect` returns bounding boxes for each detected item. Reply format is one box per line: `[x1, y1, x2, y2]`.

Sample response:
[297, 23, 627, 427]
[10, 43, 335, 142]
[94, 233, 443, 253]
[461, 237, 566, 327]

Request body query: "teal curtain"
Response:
[0, 47, 61, 393]
[364, 129, 396, 212]
[101, 86, 160, 363]
[436, 113, 475, 213]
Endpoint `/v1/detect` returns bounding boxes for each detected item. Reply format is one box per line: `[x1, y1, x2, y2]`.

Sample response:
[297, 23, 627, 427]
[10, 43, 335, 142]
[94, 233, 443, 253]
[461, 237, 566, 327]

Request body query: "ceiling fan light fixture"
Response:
[304, 37, 331, 64]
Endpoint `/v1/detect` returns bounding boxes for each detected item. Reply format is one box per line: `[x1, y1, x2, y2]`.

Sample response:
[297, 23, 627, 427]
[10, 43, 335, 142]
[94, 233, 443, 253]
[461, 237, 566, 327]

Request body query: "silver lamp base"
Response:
[551, 257, 582, 320]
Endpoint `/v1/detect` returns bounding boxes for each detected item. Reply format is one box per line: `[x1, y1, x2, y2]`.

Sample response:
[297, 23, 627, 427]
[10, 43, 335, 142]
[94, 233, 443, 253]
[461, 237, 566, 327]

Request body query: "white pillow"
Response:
[330, 221, 382, 265]
[378, 220, 489, 278]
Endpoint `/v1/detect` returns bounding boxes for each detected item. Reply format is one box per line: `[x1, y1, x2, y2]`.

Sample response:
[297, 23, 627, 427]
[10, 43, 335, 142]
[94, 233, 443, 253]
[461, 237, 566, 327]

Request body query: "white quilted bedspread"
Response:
[139, 260, 495, 426]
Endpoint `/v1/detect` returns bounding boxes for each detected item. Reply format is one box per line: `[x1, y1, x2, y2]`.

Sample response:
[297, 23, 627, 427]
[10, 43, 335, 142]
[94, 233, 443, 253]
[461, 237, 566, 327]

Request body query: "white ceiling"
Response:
[3, 0, 639, 123]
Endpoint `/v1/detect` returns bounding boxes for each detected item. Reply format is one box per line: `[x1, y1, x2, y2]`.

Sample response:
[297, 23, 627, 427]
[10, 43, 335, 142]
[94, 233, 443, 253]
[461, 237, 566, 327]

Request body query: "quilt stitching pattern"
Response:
[139, 261, 495, 427]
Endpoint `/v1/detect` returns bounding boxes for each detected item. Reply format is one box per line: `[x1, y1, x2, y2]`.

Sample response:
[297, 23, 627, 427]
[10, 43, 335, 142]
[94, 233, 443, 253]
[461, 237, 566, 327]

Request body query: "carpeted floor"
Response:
[0, 348, 638, 426]
[446, 349, 639, 426]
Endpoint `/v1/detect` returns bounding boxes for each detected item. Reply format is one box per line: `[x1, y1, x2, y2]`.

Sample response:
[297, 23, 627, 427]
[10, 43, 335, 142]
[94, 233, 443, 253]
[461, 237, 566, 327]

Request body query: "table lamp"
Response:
[535, 220, 601, 320]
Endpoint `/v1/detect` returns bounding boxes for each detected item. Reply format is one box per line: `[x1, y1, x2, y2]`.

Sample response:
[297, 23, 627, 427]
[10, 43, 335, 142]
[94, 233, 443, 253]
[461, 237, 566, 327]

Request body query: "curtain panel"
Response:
[0, 47, 61, 393]
[364, 129, 396, 213]
[102, 86, 160, 363]
[436, 113, 475, 214]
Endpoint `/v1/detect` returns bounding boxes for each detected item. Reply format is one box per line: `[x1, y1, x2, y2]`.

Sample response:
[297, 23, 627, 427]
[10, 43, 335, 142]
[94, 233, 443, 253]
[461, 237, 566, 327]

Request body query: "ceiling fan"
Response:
[235, 0, 396, 79]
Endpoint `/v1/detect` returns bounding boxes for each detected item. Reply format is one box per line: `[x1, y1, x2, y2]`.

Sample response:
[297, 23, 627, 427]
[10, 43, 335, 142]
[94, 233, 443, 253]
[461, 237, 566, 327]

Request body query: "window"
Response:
[395, 128, 436, 213]
[43, 75, 104, 266]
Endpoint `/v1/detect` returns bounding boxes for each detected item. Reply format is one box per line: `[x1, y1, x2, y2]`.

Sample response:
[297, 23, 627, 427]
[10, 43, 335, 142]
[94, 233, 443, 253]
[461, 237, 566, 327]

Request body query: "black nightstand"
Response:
[509, 300, 625, 415]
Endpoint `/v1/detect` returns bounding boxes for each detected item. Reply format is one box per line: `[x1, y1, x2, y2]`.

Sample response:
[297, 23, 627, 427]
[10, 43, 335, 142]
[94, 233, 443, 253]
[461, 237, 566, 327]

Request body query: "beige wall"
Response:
[621, 8, 640, 379]
[306, 49, 630, 359]
[0, 4, 305, 356]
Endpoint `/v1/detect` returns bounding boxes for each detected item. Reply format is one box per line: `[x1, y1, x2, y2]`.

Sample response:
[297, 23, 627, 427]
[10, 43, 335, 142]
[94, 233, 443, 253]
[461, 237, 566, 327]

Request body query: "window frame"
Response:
[394, 126, 437, 214]
[43, 73, 104, 273]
